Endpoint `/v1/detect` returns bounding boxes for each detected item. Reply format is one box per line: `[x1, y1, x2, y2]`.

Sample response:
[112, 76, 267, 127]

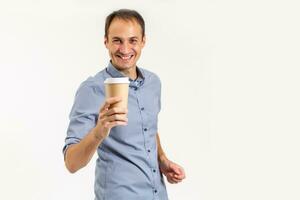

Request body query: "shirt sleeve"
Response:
[156, 75, 162, 113]
[63, 81, 105, 156]
[159, 81, 162, 113]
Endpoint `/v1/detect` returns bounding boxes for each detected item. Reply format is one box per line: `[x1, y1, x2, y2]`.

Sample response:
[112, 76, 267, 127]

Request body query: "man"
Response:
[63, 9, 185, 200]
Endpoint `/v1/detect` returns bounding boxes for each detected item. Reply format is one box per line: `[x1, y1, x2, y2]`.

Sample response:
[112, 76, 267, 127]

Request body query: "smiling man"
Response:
[104, 15, 144, 80]
[63, 9, 185, 200]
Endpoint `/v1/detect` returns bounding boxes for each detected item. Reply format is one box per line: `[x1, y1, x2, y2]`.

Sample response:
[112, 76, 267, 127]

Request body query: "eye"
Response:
[130, 39, 138, 44]
[113, 39, 121, 44]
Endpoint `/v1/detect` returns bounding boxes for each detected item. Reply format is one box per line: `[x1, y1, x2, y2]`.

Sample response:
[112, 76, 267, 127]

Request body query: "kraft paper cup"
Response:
[104, 77, 130, 108]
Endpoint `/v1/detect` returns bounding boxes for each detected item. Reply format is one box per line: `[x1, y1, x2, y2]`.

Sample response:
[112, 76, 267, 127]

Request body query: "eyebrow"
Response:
[111, 36, 139, 40]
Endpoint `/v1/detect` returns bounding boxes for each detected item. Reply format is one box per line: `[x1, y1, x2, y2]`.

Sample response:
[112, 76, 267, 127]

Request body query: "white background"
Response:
[0, 0, 299, 199]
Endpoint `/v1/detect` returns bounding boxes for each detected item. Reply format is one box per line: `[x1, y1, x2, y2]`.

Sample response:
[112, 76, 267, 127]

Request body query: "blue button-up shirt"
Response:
[63, 62, 168, 200]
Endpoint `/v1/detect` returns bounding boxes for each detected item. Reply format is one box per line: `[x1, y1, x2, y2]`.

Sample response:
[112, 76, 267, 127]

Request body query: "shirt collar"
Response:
[105, 61, 145, 89]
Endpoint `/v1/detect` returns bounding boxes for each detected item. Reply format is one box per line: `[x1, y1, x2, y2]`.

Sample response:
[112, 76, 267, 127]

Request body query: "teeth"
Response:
[120, 55, 132, 60]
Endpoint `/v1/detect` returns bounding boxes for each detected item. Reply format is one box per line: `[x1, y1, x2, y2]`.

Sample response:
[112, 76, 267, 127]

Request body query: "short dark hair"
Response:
[105, 9, 145, 38]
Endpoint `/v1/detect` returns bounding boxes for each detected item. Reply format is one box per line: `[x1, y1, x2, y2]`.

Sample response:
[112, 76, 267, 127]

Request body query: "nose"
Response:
[119, 41, 131, 54]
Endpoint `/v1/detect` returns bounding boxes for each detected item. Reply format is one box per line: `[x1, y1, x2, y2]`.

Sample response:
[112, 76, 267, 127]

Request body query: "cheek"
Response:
[109, 44, 120, 52]
[132, 45, 142, 53]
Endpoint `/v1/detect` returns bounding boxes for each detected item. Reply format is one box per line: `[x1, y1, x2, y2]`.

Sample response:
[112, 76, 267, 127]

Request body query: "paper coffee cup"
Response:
[104, 77, 130, 108]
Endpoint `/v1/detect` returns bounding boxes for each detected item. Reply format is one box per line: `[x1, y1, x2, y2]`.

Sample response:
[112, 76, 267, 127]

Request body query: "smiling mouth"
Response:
[116, 54, 134, 61]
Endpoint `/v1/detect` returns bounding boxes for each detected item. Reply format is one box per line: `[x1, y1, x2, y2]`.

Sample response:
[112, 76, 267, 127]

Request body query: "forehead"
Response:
[107, 18, 143, 38]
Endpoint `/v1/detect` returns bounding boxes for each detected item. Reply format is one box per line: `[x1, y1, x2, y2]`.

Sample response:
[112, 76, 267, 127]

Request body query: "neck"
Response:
[119, 67, 138, 80]
[122, 68, 137, 80]
[110, 61, 138, 80]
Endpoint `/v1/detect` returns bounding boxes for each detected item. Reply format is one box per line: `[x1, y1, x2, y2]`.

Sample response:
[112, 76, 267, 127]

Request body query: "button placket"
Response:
[136, 85, 158, 192]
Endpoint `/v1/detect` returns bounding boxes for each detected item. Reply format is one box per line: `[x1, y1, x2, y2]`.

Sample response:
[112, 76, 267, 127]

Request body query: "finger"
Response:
[105, 114, 128, 123]
[172, 175, 184, 182]
[177, 168, 186, 179]
[170, 173, 183, 181]
[173, 166, 182, 175]
[105, 107, 128, 117]
[168, 176, 182, 184]
[167, 172, 180, 180]
[174, 174, 184, 180]
[167, 177, 176, 184]
[171, 179, 182, 183]
[104, 121, 127, 129]
[166, 172, 184, 183]
[100, 97, 122, 112]
[174, 170, 185, 179]
[174, 169, 180, 175]
[171, 164, 184, 176]
[99, 107, 127, 119]
[165, 175, 180, 184]
[168, 162, 180, 174]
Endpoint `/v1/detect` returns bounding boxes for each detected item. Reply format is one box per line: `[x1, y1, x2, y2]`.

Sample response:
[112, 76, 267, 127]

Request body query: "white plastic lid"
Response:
[104, 77, 130, 84]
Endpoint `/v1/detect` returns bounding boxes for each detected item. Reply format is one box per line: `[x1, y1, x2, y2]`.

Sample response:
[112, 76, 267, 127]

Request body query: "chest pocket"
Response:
[140, 90, 160, 132]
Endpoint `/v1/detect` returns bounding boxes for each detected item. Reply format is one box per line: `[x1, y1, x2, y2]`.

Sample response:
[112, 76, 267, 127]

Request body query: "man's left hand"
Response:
[159, 158, 186, 184]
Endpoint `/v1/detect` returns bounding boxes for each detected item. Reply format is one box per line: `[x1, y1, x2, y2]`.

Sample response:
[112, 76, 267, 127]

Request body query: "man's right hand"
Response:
[65, 96, 128, 173]
[94, 96, 128, 140]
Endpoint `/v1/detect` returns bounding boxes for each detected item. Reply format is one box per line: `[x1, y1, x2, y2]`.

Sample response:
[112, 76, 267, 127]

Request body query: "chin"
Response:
[118, 64, 135, 70]
[113, 61, 136, 70]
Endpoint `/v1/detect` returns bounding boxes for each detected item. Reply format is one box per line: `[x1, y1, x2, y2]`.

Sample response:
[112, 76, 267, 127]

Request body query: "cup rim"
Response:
[104, 77, 130, 84]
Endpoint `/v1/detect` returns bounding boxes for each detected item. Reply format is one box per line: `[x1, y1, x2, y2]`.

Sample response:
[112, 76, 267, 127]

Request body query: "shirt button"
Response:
[154, 189, 157, 193]
[141, 107, 144, 111]
[147, 149, 151, 153]
[153, 169, 156, 173]
[144, 128, 148, 131]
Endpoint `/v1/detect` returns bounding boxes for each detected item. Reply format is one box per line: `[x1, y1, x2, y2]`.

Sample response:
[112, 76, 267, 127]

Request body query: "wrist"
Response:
[92, 126, 105, 141]
[158, 153, 168, 164]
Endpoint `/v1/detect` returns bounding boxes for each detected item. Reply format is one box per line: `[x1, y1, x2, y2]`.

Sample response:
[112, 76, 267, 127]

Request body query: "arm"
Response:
[156, 133, 168, 164]
[156, 133, 186, 184]
[64, 127, 104, 173]
[65, 97, 128, 173]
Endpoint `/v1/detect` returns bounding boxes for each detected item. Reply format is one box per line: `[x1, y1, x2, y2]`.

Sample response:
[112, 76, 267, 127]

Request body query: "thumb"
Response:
[169, 162, 179, 174]
[170, 163, 180, 174]
[174, 167, 181, 175]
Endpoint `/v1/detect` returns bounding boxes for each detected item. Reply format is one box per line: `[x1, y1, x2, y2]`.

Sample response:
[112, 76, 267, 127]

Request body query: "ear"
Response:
[104, 37, 108, 49]
[141, 35, 146, 48]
